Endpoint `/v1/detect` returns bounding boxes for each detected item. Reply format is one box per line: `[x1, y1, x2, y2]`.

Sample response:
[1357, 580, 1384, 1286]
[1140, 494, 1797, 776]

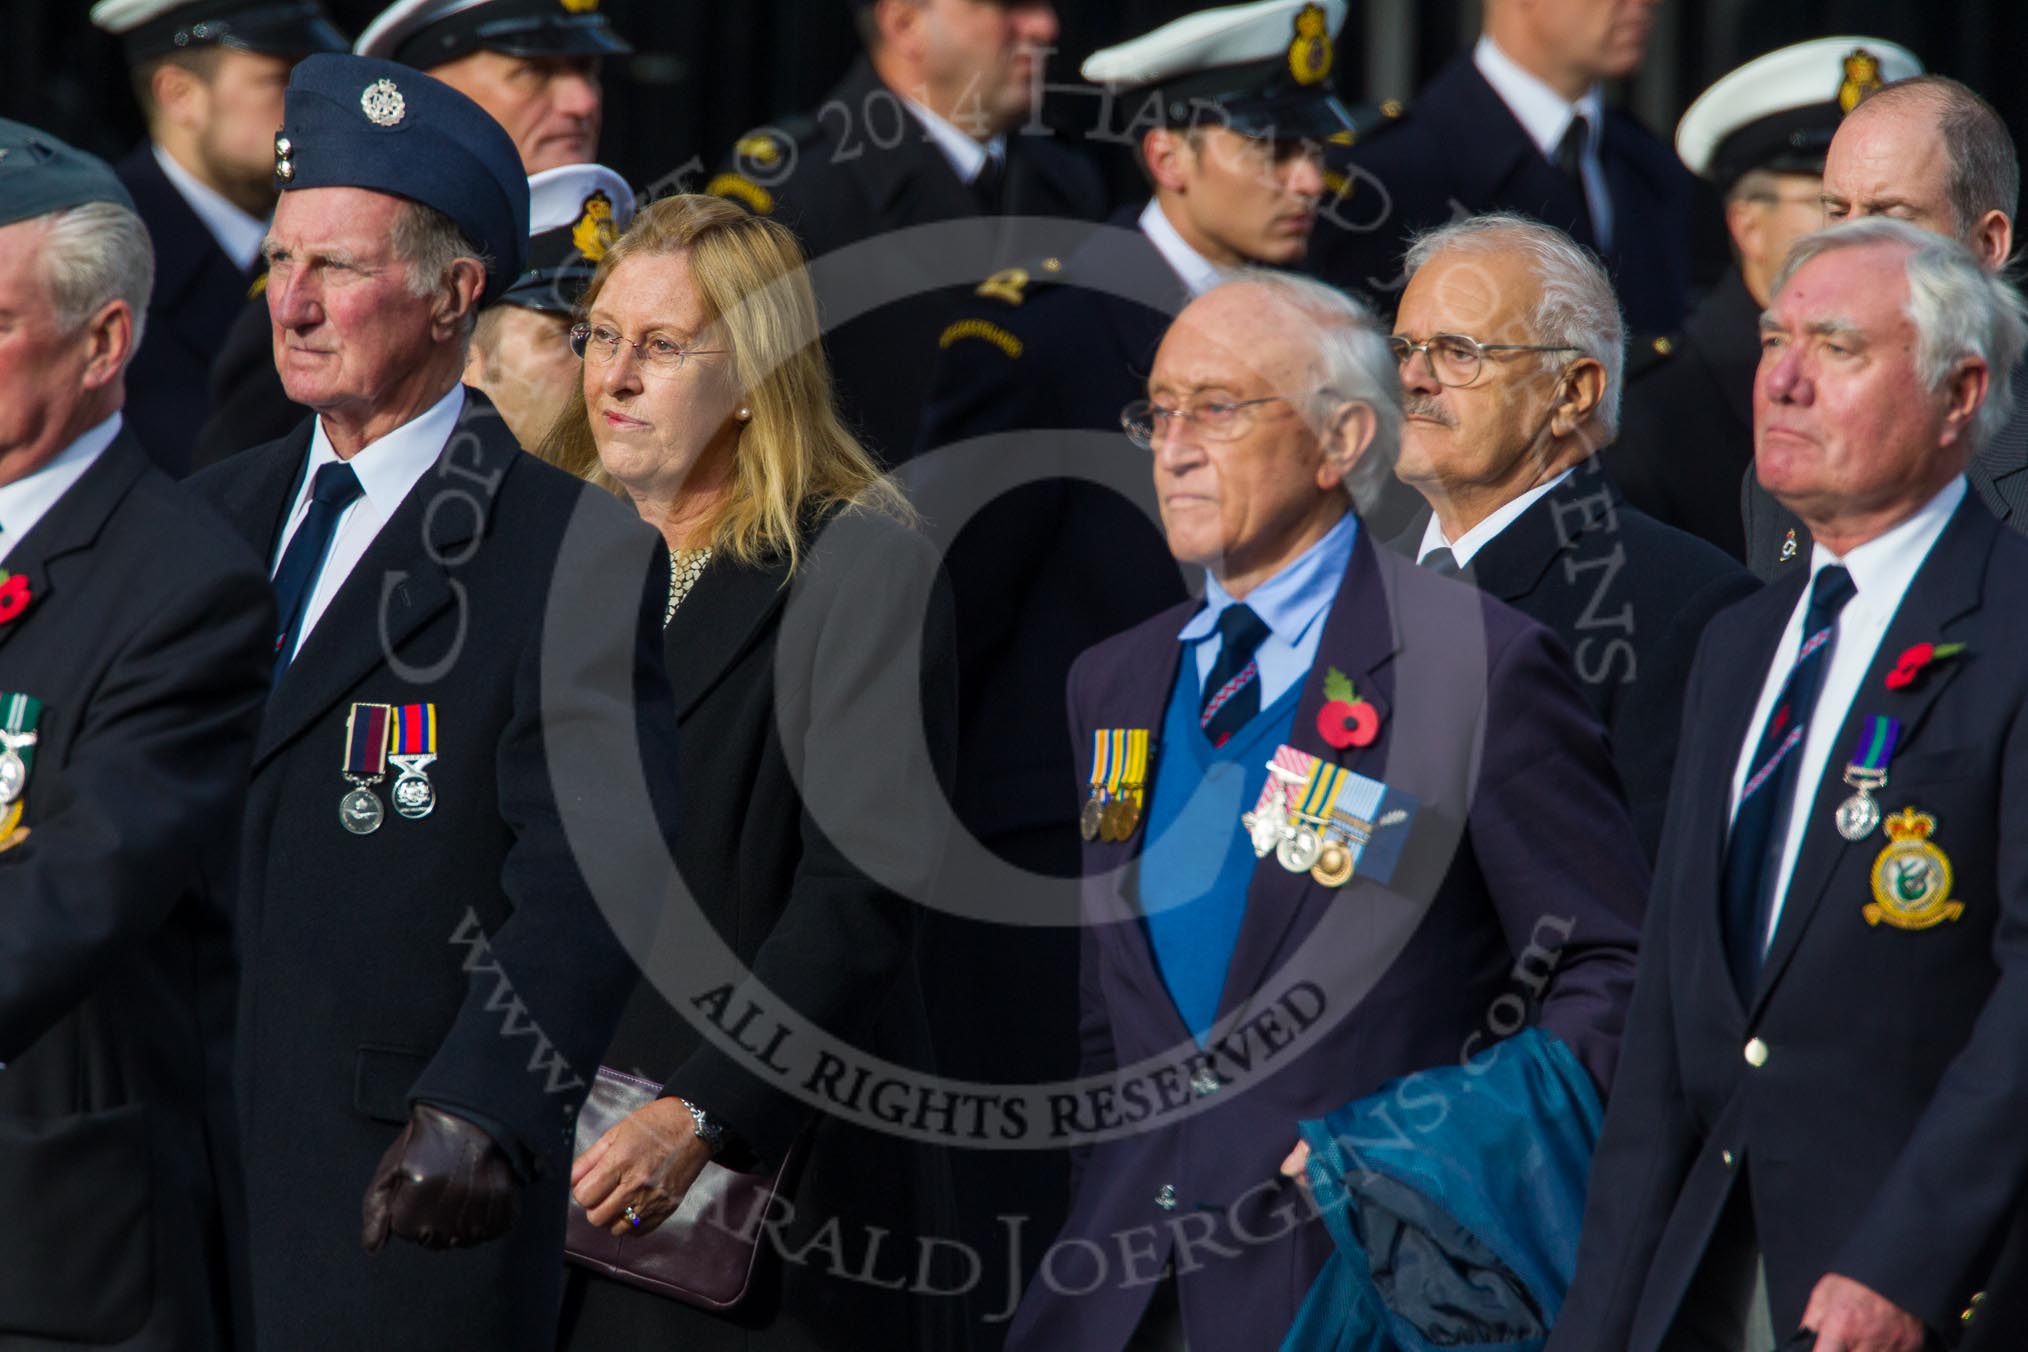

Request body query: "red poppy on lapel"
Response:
[1885, 641, 1966, 691]
[0, 573, 31, 625]
[1317, 666, 1379, 749]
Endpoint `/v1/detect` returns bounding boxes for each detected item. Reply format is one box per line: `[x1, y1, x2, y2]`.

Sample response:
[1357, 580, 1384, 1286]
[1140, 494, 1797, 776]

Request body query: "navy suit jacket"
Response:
[1393, 465, 1760, 858]
[0, 431, 271, 1350]
[115, 147, 260, 478]
[187, 392, 679, 1351]
[1553, 495, 2028, 1351]
[1309, 54, 1694, 334]
[1006, 524, 1647, 1352]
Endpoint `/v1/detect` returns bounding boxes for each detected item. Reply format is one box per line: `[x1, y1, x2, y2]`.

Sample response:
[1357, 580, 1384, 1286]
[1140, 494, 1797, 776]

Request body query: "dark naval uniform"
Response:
[707, 56, 1107, 463]
[113, 148, 264, 477]
[1610, 269, 1762, 563]
[1308, 52, 1696, 332]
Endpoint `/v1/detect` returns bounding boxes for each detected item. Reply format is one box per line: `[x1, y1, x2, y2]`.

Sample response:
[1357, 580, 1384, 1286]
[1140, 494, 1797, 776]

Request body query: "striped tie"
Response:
[1199, 604, 1270, 748]
[1720, 564, 1856, 998]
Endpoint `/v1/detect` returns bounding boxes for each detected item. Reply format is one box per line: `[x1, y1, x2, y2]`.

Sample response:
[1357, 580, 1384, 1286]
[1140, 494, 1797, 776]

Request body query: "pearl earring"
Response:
[737, 406, 752, 422]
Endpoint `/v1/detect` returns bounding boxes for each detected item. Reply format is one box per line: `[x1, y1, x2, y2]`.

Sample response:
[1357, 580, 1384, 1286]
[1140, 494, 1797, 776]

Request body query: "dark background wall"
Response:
[6, 0, 2023, 216]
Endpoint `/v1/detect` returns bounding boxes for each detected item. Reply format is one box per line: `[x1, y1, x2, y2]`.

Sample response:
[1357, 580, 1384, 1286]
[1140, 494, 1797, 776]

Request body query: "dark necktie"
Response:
[1421, 547, 1461, 579]
[269, 460, 364, 688]
[1719, 565, 1857, 998]
[1556, 114, 1596, 240]
[972, 151, 1006, 213]
[1199, 604, 1271, 748]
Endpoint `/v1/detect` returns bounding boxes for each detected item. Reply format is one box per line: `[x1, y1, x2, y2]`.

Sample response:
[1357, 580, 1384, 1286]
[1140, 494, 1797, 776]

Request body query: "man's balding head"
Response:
[1823, 75, 2018, 270]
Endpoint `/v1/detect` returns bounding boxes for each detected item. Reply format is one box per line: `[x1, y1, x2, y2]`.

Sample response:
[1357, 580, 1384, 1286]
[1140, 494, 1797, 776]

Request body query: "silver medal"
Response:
[0, 748, 23, 806]
[1835, 791, 1881, 841]
[340, 785, 385, 835]
[1277, 826, 1322, 873]
[391, 770, 436, 820]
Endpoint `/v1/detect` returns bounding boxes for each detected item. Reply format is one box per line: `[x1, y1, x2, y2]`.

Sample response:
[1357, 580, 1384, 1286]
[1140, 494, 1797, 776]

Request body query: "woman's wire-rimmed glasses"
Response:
[569, 322, 725, 376]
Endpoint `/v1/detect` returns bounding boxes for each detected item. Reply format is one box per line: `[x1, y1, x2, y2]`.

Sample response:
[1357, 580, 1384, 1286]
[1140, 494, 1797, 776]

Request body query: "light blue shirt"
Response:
[1178, 510, 1359, 708]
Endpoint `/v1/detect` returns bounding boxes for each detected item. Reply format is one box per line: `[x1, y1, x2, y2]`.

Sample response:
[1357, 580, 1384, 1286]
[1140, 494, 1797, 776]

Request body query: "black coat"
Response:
[558, 507, 964, 1351]
[1609, 268, 1761, 563]
[0, 430, 272, 1349]
[187, 392, 679, 1351]
[1740, 361, 2028, 578]
[1554, 496, 2028, 1351]
[1392, 465, 1759, 858]
[115, 147, 262, 477]
[707, 57, 1108, 464]
[1308, 53, 1696, 335]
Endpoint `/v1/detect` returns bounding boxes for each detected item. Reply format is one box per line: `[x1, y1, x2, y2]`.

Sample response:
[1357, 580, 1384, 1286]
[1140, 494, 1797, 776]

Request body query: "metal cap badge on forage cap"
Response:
[1677, 36, 1924, 191]
[1081, 0, 1353, 141]
[89, 0, 348, 65]
[272, 53, 530, 303]
[353, 0, 630, 67]
[502, 161, 634, 313]
[0, 118, 137, 229]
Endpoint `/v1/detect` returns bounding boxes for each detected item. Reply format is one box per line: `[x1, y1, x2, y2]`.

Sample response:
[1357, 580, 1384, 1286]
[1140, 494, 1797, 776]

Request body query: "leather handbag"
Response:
[563, 1066, 801, 1310]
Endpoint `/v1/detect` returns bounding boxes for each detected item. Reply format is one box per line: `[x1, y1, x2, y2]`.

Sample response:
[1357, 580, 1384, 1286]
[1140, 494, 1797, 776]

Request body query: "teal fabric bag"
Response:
[1279, 1029, 1603, 1352]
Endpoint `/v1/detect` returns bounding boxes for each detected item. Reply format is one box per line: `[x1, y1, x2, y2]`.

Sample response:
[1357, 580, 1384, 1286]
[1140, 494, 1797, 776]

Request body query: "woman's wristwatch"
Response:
[678, 1097, 727, 1158]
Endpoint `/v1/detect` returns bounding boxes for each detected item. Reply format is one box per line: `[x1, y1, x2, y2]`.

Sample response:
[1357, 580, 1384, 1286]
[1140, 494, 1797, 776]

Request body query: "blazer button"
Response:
[1743, 1037, 1769, 1068]
[1155, 1184, 1178, 1211]
[1721, 1149, 1735, 1169]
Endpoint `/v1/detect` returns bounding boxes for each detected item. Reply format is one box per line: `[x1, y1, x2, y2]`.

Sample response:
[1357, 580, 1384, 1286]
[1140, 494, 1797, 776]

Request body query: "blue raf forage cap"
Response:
[274, 52, 529, 303]
[0, 118, 137, 230]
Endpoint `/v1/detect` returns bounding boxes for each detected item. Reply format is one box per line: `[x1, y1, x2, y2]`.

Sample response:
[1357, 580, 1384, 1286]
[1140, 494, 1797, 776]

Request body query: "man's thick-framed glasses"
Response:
[1389, 333, 1582, 387]
[569, 322, 725, 376]
[1121, 395, 1299, 448]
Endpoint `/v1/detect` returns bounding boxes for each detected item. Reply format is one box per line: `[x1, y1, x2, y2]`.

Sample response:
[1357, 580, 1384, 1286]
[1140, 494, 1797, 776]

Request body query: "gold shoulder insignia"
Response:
[1839, 48, 1884, 114]
[707, 172, 775, 216]
[572, 190, 617, 262]
[940, 319, 1023, 360]
[247, 271, 269, 299]
[1288, 3, 1333, 88]
[976, 267, 1030, 306]
[734, 133, 784, 168]
[560, 0, 598, 13]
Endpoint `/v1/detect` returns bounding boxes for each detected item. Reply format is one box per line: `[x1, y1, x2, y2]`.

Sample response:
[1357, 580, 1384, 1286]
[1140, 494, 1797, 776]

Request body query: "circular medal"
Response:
[1835, 792, 1881, 842]
[1277, 827, 1322, 873]
[0, 748, 23, 806]
[1080, 796, 1104, 842]
[1310, 839, 1354, 887]
[392, 771, 436, 820]
[1102, 799, 1131, 842]
[340, 786, 385, 835]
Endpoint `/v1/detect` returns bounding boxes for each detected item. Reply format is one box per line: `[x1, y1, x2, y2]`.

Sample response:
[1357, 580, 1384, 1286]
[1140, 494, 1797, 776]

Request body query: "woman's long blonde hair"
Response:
[537, 194, 909, 573]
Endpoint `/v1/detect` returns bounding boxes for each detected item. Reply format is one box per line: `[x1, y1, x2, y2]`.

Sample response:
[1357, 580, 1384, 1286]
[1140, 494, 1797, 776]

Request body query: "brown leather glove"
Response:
[361, 1103, 520, 1253]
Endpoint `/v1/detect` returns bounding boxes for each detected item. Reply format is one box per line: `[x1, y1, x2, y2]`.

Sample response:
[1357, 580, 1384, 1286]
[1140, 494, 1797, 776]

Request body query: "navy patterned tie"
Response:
[1421, 547, 1461, 579]
[269, 461, 364, 688]
[1720, 564, 1857, 998]
[1199, 604, 1271, 748]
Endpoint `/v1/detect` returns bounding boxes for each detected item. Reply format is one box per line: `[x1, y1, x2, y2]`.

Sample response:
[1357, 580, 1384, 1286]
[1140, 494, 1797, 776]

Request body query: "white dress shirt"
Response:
[902, 96, 1006, 186]
[1138, 198, 1231, 299]
[1473, 35, 1613, 252]
[272, 385, 464, 658]
[1728, 476, 1967, 946]
[1415, 467, 1575, 568]
[0, 413, 122, 567]
[153, 144, 268, 273]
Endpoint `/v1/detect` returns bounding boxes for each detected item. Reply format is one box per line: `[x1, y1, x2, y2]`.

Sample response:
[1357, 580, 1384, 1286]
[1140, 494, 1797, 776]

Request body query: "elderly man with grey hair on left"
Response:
[0, 117, 274, 1350]
[1005, 267, 1647, 1352]
[1388, 212, 1759, 859]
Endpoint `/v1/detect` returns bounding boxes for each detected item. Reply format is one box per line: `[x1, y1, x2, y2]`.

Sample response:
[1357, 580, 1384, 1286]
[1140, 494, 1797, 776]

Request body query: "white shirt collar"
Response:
[901, 96, 1005, 185]
[1139, 198, 1231, 298]
[152, 143, 268, 273]
[1473, 34, 1605, 162]
[0, 413, 123, 568]
[1416, 466, 1576, 568]
[298, 384, 466, 534]
[1807, 474, 1967, 603]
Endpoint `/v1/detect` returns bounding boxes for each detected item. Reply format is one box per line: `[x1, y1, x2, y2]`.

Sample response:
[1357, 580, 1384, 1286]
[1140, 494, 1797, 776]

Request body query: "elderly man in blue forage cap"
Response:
[186, 54, 680, 1352]
[0, 117, 273, 1352]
